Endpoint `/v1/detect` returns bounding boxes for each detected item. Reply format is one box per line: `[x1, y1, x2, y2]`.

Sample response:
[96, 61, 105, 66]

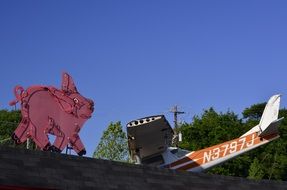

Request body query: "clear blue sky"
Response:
[0, 1, 287, 157]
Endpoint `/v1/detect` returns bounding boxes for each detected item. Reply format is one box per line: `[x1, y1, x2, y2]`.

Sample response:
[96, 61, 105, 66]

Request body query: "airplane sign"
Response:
[127, 94, 283, 172]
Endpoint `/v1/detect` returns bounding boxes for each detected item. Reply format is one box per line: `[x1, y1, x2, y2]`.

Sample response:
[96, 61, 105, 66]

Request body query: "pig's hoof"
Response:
[49, 145, 61, 153]
[11, 133, 21, 145]
[78, 149, 86, 156]
[43, 143, 51, 151]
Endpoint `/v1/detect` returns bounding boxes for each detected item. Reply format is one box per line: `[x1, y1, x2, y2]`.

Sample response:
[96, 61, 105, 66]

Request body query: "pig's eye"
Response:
[73, 98, 79, 104]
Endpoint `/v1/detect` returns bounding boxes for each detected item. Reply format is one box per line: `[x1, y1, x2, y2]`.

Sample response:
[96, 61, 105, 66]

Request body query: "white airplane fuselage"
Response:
[161, 130, 280, 172]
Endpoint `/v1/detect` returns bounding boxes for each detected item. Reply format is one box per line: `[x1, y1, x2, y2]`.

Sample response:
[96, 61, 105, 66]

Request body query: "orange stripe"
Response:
[168, 132, 279, 171]
[165, 156, 192, 168]
[168, 132, 257, 168]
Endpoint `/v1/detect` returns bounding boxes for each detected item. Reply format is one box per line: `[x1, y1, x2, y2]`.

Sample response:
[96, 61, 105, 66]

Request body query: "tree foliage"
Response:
[179, 108, 245, 151]
[248, 158, 265, 180]
[242, 102, 266, 120]
[93, 122, 129, 162]
[0, 109, 36, 149]
[178, 104, 287, 181]
[0, 110, 21, 146]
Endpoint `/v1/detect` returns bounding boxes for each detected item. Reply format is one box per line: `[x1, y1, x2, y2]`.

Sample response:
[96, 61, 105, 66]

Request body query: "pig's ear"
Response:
[62, 72, 78, 93]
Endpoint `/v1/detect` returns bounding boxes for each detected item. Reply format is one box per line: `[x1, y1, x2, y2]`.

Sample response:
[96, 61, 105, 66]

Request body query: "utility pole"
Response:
[170, 105, 185, 129]
[170, 105, 185, 146]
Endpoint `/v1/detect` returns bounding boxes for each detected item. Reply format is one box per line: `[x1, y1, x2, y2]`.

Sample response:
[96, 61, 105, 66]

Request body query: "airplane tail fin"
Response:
[241, 94, 283, 137]
[259, 117, 283, 137]
[258, 94, 281, 133]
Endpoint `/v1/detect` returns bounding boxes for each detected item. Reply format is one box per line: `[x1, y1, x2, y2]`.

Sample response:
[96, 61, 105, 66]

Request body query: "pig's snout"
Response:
[88, 99, 94, 112]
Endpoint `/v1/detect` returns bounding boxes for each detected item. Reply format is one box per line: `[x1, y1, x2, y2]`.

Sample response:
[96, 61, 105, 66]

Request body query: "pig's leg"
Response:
[12, 117, 29, 144]
[70, 134, 86, 156]
[51, 136, 69, 153]
[45, 117, 64, 152]
[12, 99, 32, 145]
[31, 123, 50, 150]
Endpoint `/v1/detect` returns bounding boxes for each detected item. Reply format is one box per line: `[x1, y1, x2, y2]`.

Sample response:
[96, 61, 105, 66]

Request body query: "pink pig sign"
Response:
[9, 73, 94, 156]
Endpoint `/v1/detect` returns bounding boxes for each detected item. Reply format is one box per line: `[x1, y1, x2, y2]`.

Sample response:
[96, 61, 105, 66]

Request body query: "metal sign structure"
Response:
[9, 73, 94, 156]
[127, 115, 174, 165]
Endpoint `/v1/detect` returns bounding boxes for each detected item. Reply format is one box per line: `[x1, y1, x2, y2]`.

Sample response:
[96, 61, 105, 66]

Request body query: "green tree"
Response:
[0, 110, 21, 146]
[178, 104, 287, 181]
[248, 158, 264, 180]
[179, 108, 243, 151]
[179, 108, 251, 177]
[0, 109, 36, 149]
[242, 102, 266, 121]
[243, 104, 287, 181]
[93, 122, 129, 162]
